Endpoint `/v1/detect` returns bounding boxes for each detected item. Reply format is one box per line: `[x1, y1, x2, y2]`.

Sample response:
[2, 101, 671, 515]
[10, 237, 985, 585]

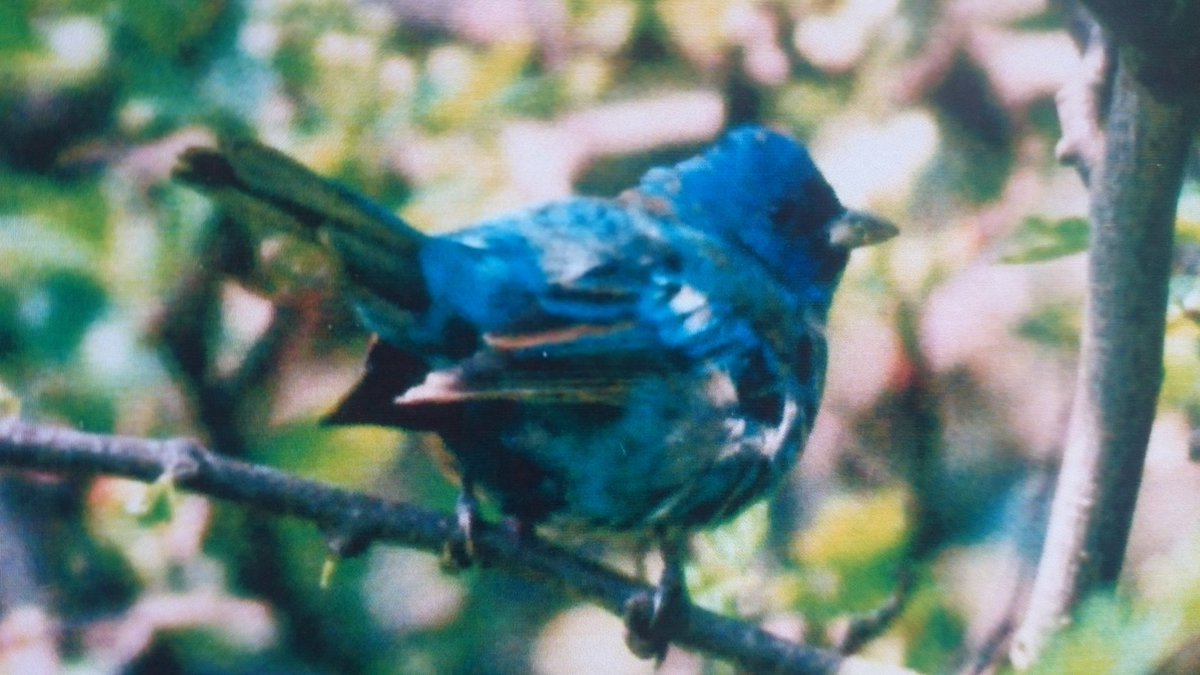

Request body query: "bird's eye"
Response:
[768, 200, 807, 239]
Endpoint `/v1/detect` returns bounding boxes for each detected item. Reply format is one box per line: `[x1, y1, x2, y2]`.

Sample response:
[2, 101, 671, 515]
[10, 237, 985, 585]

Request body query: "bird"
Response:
[174, 125, 897, 658]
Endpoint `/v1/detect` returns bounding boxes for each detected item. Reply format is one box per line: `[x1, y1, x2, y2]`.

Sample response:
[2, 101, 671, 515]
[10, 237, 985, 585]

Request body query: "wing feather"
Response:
[347, 198, 782, 425]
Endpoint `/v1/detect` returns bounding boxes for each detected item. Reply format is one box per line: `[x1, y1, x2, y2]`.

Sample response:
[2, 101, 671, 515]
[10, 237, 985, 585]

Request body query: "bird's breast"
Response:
[443, 360, 813, 532]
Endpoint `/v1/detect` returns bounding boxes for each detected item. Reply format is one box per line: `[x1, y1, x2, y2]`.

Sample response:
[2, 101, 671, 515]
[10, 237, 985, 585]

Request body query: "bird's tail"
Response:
[174, 138, 430, 312]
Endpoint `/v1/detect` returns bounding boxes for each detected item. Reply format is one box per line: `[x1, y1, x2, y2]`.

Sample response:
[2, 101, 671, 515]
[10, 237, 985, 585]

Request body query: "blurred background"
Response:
[2, 0, 1200, 673]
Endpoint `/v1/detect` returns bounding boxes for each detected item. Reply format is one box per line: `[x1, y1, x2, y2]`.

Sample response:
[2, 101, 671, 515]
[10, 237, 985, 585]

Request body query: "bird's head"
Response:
[633, 126, 897, 307]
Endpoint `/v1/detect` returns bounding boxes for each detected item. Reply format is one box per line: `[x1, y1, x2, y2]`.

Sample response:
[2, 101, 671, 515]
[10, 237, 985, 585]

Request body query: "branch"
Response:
[0, 419, 913, 675]
[1052, 11, 1113, 182]
[1079, 0, 1200, 103]
[1010, 2, 1200, 666]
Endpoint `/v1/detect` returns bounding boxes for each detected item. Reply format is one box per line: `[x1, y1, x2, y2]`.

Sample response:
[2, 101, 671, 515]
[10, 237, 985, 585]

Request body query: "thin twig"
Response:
[1052, 9, 1113, 182]
[0, 419, 917, 675]
[833, 571, 913, 655]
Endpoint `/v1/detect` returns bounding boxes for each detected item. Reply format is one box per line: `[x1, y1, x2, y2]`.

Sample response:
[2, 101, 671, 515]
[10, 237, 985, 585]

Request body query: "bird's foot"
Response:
[441, 489, 479, 571]
[623, 565, 689, 661]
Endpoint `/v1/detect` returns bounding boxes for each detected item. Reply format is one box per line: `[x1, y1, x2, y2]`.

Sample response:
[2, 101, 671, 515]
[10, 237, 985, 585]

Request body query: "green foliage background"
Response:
[2, 1, 1200, 673]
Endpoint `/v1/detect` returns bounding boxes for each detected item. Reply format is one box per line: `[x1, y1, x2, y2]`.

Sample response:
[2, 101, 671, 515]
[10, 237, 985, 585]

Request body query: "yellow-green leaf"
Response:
[998, 216, 1089, 264]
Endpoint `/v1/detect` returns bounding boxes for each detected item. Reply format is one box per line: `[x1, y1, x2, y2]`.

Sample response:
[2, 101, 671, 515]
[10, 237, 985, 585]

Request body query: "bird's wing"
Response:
[395, 203, 771, 411]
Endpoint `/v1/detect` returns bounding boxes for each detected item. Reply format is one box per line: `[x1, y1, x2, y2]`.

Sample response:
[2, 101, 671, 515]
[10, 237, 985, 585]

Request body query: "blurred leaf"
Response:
[0, 216, 93, 276]
[133, 473, 179, 526]
[0, 284, 21, 363]
[896, 579, 966, 673]
[570, 0, 637, 55]
[656, 0, 728, 66]
[265, 516, 380, 664]
[689, 502, 771, 613]
[0, 0, 36, 53]
[16, 269, 108, 363]
[785, 488, 912, 620]
[255, 422, 399, 489]
[1016, 302, 1081, 350]
[87, 477, 181, 582]
[794, 487, 909, 568]
[776, 81, 853, 138]
[499, 74, 562, 119]
[1171, 273, 1200, 325]
[1177, 182, 1200, 232]
[14, 174, 113, 240]
[998, 216, 1090, 263]
[320, 555, 339, 590]
[1032, 592, 1175, 675]
[1160, 322, 1200, 408]
[123, 0, 228, 59]
[420, 42, 534, 130]
[927, 129, 1014, 205]
[0, 378, 19, 418]
[33, 380, 116, 429]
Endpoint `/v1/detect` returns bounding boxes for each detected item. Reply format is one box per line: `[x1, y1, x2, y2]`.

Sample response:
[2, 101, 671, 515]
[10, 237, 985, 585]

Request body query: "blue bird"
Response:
[175, 126, 896, 658]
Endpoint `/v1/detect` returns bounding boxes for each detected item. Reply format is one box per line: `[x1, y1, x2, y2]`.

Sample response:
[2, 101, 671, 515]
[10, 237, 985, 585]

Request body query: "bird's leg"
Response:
[441, 475, 480, 570]
[624, 530, 691, 661]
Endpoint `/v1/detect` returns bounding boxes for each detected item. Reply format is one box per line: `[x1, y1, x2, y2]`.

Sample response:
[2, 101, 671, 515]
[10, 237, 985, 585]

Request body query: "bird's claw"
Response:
[440, 489, 479, 571]
[623, 571, 689, 661]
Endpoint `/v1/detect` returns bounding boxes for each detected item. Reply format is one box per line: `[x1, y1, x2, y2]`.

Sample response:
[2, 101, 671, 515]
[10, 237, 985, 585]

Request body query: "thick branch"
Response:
[1079, 0, 1200, 103]
[1010, 31, 1199, 668]
[0, 419, 912, 675]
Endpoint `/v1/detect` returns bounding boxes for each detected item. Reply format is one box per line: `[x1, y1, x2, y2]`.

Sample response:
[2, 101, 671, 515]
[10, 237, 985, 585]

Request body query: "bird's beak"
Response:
[827, 210, 899, 249]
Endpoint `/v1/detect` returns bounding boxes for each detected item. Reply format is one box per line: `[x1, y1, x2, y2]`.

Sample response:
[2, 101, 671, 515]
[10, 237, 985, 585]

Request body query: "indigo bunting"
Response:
[175, 126, 896, 657]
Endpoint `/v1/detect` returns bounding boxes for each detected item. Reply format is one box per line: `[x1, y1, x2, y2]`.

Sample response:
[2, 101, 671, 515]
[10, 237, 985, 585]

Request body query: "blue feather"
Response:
[175, 124, 895, 533]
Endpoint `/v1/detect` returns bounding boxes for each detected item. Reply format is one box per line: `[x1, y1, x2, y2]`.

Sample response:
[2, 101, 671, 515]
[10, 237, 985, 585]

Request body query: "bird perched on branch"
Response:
[174, 125, 896, 659]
